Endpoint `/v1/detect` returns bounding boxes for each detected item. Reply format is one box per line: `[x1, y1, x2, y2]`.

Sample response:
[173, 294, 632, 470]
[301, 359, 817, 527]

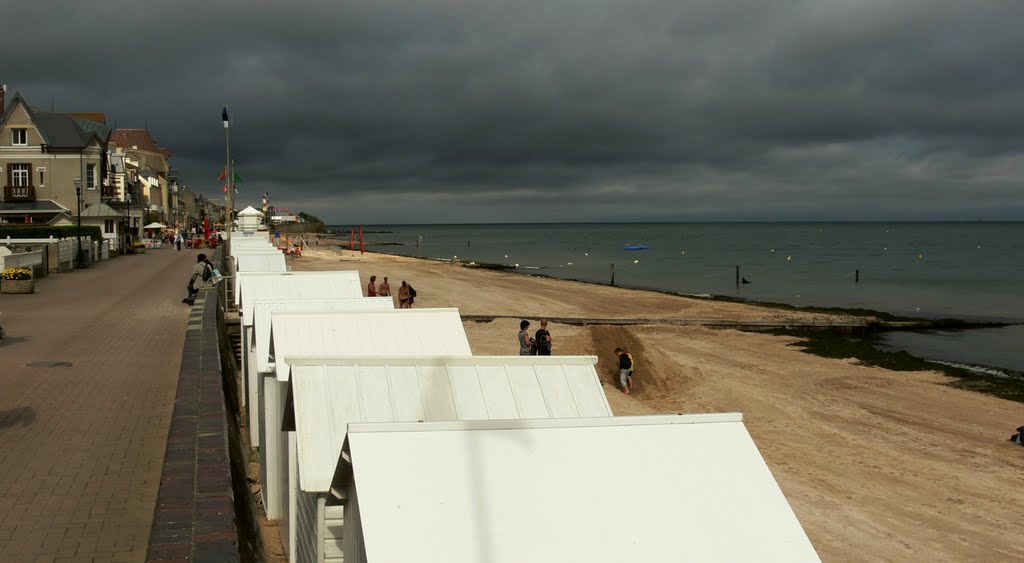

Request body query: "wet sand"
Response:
[291, 242, 1024, 562]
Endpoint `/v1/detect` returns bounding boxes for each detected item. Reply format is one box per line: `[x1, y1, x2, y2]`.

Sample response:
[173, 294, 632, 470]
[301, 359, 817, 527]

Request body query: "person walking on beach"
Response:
[518, 320, 536, 356]
[398, 281, 411, 308]
[378, 276, 391, 297]
[535, 319, 552, 356]
[182, 253, 214, 305]
[615, 347, 634, 394]
[367, 275, 378, 297]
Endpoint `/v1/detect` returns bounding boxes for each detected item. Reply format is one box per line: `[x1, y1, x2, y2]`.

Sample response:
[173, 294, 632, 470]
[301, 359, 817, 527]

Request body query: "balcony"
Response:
[3, 185, 36, 201]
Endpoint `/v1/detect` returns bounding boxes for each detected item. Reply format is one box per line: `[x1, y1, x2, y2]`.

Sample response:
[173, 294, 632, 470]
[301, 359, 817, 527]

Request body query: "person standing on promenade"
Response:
[518, 320, 536, 355]
[398, 281, 411, 308]
[535, 319, 552, 356]
[174, 232, 183, 251]
[182, 253, 214, 305]
[615, 347, 634, 394]
[367, 275, 378, 297]
[378, 276, 391, 297]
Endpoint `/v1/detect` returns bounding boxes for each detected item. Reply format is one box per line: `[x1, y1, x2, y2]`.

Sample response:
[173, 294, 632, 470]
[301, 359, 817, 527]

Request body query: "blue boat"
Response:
[623, 244, 649, 250]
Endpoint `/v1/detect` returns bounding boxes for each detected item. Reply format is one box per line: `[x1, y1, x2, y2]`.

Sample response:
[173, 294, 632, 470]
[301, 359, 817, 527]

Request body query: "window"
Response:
[38, 167, 46, 186]
[104, 220, 115, 234]
[86, 164, 97, 190]
[12, 128, 27, 145]
[11, 164, 30, 186]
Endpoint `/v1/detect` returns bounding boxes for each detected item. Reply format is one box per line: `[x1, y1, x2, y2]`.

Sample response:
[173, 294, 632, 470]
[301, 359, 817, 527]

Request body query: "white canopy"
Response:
[142, 222, 167, 229]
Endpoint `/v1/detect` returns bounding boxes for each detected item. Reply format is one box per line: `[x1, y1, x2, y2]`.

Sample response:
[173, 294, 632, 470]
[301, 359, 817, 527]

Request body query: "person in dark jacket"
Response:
[534, 319, 552, 356]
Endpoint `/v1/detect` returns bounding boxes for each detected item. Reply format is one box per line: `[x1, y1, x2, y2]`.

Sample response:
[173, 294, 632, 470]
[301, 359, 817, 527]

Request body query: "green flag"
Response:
[233, 171, 245, 183]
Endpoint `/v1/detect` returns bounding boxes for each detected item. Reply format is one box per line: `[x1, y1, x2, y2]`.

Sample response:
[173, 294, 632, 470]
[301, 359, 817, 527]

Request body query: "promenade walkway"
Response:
[0, 248, 201, 562]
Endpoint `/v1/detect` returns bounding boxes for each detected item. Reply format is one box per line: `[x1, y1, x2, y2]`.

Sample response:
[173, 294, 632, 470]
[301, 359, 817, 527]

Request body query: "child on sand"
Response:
[615, 347, 634, 394]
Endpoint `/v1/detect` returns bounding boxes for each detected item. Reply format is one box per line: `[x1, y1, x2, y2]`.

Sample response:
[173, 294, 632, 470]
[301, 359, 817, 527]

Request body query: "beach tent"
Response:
[335, 415, 820, 563]
[282, 355, 612, 563]
[256, 308, 472, 554]
[244, 297, 394, 447]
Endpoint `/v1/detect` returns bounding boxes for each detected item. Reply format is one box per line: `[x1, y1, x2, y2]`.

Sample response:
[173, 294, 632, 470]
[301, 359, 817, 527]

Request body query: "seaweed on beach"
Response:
[769, 328, 1024, 404]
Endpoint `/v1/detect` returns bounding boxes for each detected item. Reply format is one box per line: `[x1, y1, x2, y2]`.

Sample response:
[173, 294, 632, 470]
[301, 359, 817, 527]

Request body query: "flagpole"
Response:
[223, 106, 232, 249]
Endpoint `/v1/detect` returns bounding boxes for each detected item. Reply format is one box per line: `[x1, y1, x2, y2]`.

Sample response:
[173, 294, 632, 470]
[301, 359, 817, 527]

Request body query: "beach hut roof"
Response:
[265, 309, 472, 382]
[235, 252, 287, 274]
[284, 355, 612, 493]
[229, 241, 276, 256]
[235, 271, 362, 318]
[238, 206, 262, 216]
[340, 414, 820, 563]
[252, 298, 395, 371]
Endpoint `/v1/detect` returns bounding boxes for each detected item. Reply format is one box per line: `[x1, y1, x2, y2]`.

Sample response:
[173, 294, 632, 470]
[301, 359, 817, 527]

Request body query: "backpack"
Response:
[201, 263, 214, 282]
[409, 286, 417, 298]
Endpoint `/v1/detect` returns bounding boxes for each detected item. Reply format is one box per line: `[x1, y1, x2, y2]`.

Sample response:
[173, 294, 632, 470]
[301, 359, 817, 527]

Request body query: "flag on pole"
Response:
[233, 171, 245, 183]
[222, 107, 229, 129]
[217, 167, 226, 182]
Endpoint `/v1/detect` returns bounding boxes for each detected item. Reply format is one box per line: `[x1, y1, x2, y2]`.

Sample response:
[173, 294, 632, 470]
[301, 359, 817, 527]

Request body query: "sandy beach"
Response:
[292, 241, 1024, 561]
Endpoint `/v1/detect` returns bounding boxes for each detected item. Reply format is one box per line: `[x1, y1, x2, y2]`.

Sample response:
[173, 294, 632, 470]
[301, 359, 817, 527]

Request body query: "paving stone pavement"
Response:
[0, 248, 205, 563]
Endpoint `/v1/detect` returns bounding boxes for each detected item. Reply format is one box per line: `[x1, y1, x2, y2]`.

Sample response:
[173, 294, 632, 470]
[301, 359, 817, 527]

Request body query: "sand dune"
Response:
[292, 244, 1024, 562]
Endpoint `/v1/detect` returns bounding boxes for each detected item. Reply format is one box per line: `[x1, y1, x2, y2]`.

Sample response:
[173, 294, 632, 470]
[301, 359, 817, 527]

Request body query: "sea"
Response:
[331, 222, 1024, 374]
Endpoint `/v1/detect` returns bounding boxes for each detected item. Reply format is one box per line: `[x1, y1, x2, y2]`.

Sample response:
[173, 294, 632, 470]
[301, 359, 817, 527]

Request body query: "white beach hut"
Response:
[282, 355, 613, 563]
[234, 251, 287, 274]
[258, 309, 472, 556]
[234, 271, 363, 317]
[336, 415, 820, 563]
[238, 205, 263, 232]
[235, 272, 364, 424]
[245, 298, 394, 447]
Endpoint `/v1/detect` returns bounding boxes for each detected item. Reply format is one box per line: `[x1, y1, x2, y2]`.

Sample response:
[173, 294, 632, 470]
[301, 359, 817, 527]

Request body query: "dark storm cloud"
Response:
[3, 0, 1023, 222]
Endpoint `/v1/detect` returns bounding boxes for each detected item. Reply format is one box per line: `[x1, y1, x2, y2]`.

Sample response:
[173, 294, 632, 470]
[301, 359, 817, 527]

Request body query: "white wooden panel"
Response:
[535, 365, 580, 418]
[271, 309, 472, 382]
[563, 364, 612, 417]
[347, 416, 819, 563]
[354, 367, 394, 423]
[475, 365, 520, 419]
[236, 252, 286, 274]
[262, 376, 286, 519]
[387, 366, 426, 422]
[447, 365, 489, 420]
[505, 365, 550, 418]
[417, 365, 457, 421]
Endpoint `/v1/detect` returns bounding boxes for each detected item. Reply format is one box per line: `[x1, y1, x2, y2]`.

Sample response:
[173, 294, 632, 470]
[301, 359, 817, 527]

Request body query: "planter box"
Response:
[132, 247, 147, 254]
[1, 279, 35, 294]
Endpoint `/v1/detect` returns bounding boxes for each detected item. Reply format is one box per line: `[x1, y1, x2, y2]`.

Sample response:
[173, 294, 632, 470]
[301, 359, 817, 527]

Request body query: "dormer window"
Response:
[12, 128, 27, 145]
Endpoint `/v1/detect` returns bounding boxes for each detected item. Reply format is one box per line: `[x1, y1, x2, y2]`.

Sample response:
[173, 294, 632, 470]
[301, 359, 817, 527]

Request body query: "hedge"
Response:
[0, 225, 104, 241]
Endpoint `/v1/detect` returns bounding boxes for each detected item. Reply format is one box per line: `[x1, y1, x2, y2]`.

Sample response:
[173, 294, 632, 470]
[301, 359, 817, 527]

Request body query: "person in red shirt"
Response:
[367, 275, 378, 297]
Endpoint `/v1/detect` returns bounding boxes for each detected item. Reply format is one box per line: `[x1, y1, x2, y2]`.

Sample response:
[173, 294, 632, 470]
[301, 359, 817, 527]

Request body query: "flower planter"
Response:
[132, 247, 147, 254]
[1, 279, 35, 294]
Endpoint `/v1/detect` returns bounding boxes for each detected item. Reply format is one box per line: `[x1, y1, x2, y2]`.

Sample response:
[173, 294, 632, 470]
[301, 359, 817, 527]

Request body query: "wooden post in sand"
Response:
[350, 229, 355, 251]
[610, 263, 615, 286]
[359, 225, 365, 255]
[736, 266, 740, 288]
[855, 269, 860, 283]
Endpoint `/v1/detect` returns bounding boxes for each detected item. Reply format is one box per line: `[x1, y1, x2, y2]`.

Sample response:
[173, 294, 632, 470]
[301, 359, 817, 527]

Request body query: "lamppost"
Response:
[74, 177, 84, 268]
[125, 191, 132, 255]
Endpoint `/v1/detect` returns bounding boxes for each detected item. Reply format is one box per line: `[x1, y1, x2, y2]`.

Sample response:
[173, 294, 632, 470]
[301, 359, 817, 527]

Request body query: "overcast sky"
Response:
[3, 0, 1022, 223]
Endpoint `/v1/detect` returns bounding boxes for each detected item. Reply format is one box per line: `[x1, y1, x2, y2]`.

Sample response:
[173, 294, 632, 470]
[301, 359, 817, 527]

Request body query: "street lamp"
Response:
[125, 191, 132, 255]
[74, 177, 84, 268]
